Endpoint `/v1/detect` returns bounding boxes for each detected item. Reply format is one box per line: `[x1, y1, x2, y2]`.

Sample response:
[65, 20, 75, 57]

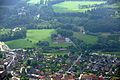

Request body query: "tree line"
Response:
[0, 27, 26, 41]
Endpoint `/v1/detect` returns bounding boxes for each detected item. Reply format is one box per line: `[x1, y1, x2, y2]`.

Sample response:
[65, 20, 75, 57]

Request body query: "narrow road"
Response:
[67, 53, 82, 72]
[66, 39, 83, 72]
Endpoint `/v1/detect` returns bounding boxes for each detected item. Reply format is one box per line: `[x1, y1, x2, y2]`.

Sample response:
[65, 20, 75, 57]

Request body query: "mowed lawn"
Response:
[6, 29, 71, 49]
[74, 32, 98, 45]
[27, 29, 55, 43]
[52, 1, 106, 13]
[5, 39, 35, 49]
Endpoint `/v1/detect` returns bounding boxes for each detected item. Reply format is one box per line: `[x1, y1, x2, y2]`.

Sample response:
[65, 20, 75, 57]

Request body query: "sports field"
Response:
[52, 1, 106, 13]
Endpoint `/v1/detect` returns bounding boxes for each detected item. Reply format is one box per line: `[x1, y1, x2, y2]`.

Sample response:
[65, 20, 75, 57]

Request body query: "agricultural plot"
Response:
[52, 1, 106, 13]
[74, 32, 98, 45]
[6, 29, 71, 49]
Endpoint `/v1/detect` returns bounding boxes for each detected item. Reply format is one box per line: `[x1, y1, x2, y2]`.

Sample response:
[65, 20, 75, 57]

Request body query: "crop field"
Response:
[52, 1, 106, 13]
[6, 29, 71, 49]
[74, 32, 98, 45]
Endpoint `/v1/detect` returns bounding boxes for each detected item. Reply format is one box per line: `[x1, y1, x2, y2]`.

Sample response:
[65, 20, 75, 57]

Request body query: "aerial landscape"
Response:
[0, 0, 120, 80]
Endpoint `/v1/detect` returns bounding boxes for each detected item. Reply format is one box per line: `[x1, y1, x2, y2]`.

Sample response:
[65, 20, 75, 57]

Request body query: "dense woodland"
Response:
[0, 27, 26, 41]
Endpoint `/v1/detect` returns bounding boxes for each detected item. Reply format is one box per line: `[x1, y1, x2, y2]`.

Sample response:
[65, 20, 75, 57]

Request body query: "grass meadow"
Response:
[52, 1, 106, 13]
[6, 29, 71, 49]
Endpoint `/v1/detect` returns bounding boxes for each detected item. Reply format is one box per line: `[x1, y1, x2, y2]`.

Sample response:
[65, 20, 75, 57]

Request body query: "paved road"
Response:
[66, 39, 83, 72]
[67, 53, 82, 72]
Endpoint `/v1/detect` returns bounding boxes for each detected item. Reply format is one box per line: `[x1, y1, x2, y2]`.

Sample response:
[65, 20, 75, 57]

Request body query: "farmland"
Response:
[52, 1, 106, 13]
[5, 29, 71, 49]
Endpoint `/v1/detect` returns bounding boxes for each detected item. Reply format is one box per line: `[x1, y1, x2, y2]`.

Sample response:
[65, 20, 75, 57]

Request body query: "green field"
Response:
[27, 0, 41, 4]
[27, 29, 54, 43]
[52, 1, 106, 13]
[74, 32, 98, 45]
[6, 29, 71, 49]
[27, 0, 52, 4]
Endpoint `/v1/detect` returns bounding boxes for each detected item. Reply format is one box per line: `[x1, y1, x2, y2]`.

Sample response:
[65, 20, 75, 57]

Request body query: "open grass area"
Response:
[27, 29, 54, 43]
[6, 29, 71, 49]
[27, 0, 53, 4]
[5, 39, 35, 49]
[52, 1, 106, 13]
[6, 29, 55, 48]
[74, 32, 98, 45]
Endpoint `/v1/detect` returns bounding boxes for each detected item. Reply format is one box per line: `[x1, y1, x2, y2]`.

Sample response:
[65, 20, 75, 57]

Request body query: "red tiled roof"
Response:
[38, 76, 45, 79]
